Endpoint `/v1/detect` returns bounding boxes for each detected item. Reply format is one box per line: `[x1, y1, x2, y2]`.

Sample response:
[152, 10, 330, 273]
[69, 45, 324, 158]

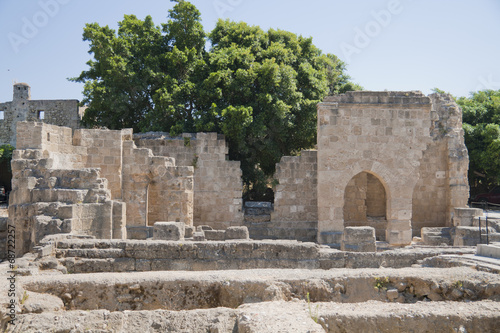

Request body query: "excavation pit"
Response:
[19, 267, 500, 312]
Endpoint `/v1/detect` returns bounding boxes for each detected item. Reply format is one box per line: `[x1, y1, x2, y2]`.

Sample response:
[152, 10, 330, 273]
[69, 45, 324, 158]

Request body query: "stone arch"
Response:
[343, 171, 389, 240]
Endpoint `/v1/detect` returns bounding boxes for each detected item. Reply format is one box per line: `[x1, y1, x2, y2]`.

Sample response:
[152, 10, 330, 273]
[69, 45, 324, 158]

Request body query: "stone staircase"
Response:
[10, 151, 124, 254]
[25, 168, 111, 242]
[243, 202, 317, 242]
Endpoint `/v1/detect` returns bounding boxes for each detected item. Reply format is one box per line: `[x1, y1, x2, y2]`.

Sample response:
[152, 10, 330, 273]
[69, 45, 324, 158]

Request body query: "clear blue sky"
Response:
[1, 0, 499, 102]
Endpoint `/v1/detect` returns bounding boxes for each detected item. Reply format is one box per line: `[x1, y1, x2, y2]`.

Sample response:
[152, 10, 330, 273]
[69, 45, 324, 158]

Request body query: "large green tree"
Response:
[201, 20, 358, 190]
[72, 0, 206, 133]
[72, 1, 360, 192]
[457, 89, 500, 194]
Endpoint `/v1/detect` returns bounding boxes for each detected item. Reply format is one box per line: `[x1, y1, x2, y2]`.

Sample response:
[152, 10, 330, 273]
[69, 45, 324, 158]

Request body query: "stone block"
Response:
[127, 226, 153, 240]
[385, 220, 412, 245]
[153, 222, 185, 241]
[453, 226, 495, 246]
[421, 227, 452, 246]
[341, 227, 376, 252]
[196, 225, 213, 232]
[204, 230, 226, 241]
[225, 226, 249, 240]
[453, 207, 483, 227]
[185, 225, 194, 238]
[477, 242, 500, 259]
[319, 231, 343, 249]
[193, 231, 205, 241]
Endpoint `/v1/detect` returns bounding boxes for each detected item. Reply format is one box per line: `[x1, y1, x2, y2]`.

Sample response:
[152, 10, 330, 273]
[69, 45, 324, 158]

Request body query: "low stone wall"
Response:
[51, 239, 475, 273]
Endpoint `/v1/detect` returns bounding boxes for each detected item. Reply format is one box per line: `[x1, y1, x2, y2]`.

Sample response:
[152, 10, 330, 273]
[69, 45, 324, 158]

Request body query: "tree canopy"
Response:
[71, 0, 361, 193]
[457, 89, 500, 193]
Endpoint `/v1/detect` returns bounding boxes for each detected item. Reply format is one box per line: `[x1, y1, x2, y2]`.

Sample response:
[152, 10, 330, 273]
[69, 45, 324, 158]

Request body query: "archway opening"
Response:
[343, 172, 387, 241]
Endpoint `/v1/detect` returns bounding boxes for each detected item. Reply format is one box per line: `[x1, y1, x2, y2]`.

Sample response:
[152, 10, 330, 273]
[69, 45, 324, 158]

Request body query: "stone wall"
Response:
[272, 150, 317, 223]
[134, 132, 243, 229]
[411, 94, 469, 235]
[121, 140, 194, 230]
[9, 122, 194, 254]
[0, 83, 83, 146]
[73, 129, 130, 200]
[9, 123, 119, 254]
[343, 172, 387, 240]
[315, 91, 469, 247]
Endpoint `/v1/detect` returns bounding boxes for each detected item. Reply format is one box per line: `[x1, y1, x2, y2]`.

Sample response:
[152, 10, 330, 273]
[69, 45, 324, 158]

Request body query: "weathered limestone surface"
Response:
[17, 267, 500, 311]
[7, 300, 500, 333]
[412, 94, 470, 233]
[134, 132, 243, 230]
[341, 227, 376, 252]
[273, 150, 317, 223]
[225, 226, 249, 240]
[153, 222, 185, 241]
[0, 83, 83, 146]
[452, 207, 482, 227]
[311, 91, 469, 247]
[50, 239, 476, 273]
[343, 172, 387, 240]
[9, 122, 194, 254]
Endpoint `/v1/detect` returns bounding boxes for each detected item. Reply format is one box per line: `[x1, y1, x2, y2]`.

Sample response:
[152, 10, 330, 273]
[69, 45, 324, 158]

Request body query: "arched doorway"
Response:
[343, 172, 387, 240]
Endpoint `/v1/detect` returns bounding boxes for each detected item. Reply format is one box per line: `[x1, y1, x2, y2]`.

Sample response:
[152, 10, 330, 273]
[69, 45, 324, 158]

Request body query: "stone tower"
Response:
[13, 82, 31, 101]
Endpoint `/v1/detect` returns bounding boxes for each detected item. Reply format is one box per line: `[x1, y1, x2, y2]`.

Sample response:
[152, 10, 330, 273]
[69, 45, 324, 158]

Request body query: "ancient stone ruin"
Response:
[0, 83, 84, 147]
[2, 90, 500, 332]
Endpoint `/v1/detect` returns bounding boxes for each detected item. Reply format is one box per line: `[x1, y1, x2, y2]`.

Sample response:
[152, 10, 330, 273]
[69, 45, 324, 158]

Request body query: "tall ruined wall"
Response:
[121, 140, 194, 231]
[9, 122, 195, 254]
[272, 150, 317, 223]
[134, 132, 243, 229]
[315, 91, 469, 247]
[74, 128, 131, 200]
[9, 122, 125, 255]
[15, 120, 86, 168]
[0, 83, 82, 146]
[411, 94, 469, 234]
[317, 91, 433, 247]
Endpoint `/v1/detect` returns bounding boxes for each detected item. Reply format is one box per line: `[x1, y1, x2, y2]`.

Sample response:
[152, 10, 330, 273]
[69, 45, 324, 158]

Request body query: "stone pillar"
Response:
[385, 190, 413, 246]
[385, 220, 412, 245]
[112, 201, 127, 239]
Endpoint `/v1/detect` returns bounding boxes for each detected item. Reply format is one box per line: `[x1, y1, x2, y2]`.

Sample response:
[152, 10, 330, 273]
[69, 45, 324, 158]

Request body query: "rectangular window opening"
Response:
[0, 111, 4, 120]
[38, 110, 45, 120]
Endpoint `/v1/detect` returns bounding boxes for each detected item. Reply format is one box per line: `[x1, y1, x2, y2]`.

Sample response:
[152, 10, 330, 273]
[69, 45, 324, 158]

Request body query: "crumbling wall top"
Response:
[323, 91, 430, 105]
